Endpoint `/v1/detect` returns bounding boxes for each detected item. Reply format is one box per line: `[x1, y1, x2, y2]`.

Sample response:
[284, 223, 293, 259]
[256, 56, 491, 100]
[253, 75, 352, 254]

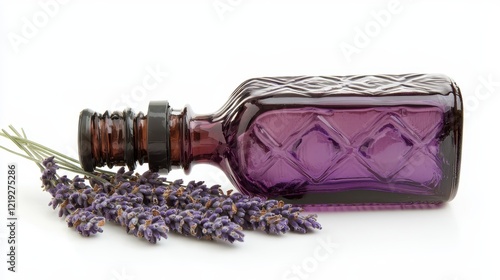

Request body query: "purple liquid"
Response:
[238, 106, 443, 196]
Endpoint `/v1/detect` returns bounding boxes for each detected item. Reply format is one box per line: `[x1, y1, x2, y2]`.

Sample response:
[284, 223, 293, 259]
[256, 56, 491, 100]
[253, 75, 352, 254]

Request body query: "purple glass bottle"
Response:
[78, 74, 463, 207]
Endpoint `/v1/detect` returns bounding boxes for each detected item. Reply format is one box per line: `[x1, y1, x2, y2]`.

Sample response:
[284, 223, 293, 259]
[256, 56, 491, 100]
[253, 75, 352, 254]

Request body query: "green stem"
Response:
[0, 126, 112, 184]
[0, 145, 39, 162]
[0, 132, 80, 164]
[1, 129, 44, 171]
[18, 127, 45, 162]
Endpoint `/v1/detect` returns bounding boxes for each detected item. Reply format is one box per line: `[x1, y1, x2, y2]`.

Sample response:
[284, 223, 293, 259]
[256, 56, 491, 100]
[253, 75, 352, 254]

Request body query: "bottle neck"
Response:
[169, 107, 225, 171]
[78, 103, 225, 173]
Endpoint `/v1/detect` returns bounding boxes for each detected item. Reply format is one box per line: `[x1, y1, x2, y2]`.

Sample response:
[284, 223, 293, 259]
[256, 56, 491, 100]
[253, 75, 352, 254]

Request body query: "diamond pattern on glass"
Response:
[243, 107, 444, 190]
[358, 123, 413, 178]
[290, 125, 342, 182]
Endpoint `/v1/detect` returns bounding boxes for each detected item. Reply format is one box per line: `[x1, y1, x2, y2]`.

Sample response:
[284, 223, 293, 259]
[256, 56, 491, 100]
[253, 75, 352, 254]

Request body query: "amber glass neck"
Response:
[169, 108, 225, 171]
[78, 104, 225, 173]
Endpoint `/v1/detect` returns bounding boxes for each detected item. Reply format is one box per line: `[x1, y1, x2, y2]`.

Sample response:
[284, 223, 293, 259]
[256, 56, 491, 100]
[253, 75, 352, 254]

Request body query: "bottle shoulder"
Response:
[239, 73, 456, 96]
[213, 74, 461, 143]
[213, 74, 460, 122]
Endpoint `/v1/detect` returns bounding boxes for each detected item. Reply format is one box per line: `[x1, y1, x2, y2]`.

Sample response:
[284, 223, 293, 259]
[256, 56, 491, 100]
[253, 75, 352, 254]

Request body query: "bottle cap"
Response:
[146, 101, 171, 172]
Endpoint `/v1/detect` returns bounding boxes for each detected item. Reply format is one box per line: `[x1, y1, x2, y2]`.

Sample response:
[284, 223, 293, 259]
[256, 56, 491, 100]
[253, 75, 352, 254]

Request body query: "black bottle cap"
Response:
[147, 101, 171, 172]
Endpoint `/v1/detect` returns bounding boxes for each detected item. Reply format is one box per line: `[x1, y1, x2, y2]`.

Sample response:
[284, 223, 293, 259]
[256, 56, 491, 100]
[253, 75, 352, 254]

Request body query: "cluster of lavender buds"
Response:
[40, 156, 321, 244]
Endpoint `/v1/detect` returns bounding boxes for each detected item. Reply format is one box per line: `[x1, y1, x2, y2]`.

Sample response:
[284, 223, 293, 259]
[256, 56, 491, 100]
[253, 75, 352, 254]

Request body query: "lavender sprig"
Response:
[44, 161, 321, 242]
[0, 127, 322, 244]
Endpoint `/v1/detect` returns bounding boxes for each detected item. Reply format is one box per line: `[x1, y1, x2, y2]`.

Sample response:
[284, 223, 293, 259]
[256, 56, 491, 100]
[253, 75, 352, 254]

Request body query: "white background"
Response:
[0, 1, 499, 280]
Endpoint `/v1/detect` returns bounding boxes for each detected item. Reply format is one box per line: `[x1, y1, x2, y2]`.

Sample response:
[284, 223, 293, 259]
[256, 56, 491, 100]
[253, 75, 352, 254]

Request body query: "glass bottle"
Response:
[78, 74, 463, 207]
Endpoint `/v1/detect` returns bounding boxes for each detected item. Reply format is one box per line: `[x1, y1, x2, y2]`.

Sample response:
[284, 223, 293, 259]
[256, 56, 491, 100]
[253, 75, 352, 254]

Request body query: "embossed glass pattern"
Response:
[222, 74, 462, 206]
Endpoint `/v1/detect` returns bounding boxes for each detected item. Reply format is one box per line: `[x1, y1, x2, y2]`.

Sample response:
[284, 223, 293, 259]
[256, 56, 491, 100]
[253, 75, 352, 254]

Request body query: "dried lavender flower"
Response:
[116, 206, 168, 243]
[44, 163, 321, 242]
[165, 180, 321, 234]
[1, 126, 322, 244]
[66, 209, 105, 237]
[41, 156, 58, 189]
[159, 207, 244, 242]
